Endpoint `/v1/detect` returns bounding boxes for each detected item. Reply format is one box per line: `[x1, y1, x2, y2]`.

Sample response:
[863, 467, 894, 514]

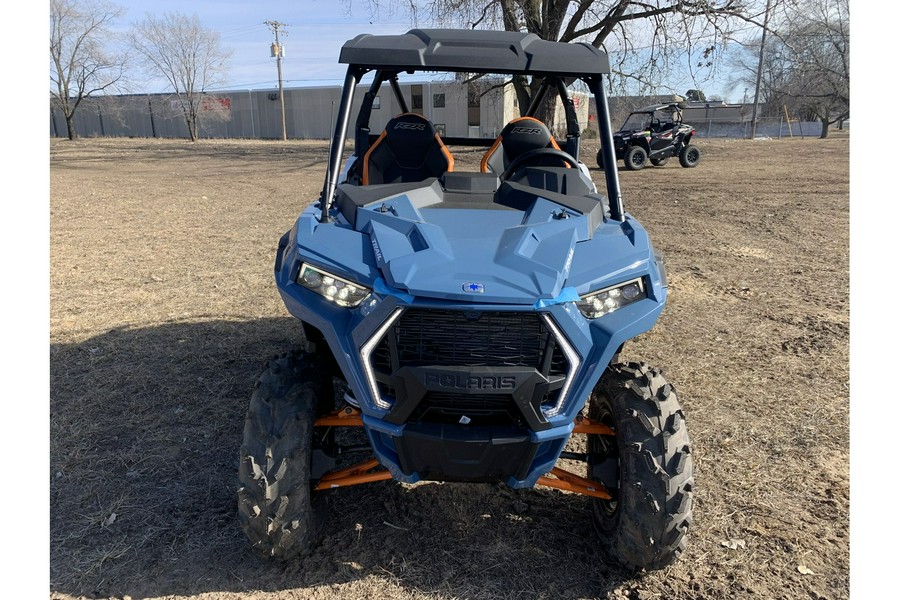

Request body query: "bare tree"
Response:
[778, 0, 848, 137]
[726, 32, 790, 117]
[50, 0, 127, 140]
[128, 12, 231, 141]
[349, 1, 751, 128]
[727, 0, 848, 137]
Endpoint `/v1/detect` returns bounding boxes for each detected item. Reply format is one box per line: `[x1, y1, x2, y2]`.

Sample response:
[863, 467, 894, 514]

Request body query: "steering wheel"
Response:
[500, 147, 580, 181]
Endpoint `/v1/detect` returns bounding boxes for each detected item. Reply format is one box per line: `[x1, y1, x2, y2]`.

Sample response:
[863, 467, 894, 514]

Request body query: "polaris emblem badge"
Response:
[463, 282, 484, 293]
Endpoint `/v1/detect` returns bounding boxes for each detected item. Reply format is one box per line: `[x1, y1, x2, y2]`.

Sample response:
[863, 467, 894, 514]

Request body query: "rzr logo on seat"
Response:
[395, 122, 426, 130]
[510, 127, 543, 135]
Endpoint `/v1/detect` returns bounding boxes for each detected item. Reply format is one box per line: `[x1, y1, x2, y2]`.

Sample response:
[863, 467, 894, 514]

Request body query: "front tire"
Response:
[237, 352, 327, 560]
[623, 146, 647, 171]
[678, 144, 701, 168]
[587, 362, 694, 571]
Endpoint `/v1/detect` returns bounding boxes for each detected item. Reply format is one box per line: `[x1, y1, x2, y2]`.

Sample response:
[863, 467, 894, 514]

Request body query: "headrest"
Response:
[499, 117, 555, 158]
[385, 113, 436, 137]
[383, 113, 438, 165]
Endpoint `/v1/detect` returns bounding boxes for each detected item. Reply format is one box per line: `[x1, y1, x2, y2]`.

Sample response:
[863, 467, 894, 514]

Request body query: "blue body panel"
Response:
[276, 188, 667, 488]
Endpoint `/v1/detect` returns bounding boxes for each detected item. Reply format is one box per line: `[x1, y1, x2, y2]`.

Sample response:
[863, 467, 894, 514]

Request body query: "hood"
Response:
[354, 196, 593, 304]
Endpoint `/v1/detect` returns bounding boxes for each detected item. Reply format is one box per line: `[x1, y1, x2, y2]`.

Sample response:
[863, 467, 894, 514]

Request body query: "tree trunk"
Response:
[513, 77, 561, 135]
[820, 117, 829, 139]
[185, 110, 197, 142]
[534, 87, 561, 137]
[512, 75, 532, 117]
[65, 113, 77, 140]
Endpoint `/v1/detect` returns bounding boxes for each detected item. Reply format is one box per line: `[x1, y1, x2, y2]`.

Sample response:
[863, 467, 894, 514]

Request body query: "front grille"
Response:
[410, 392, 517, 426]
[369, 309, 570, 425]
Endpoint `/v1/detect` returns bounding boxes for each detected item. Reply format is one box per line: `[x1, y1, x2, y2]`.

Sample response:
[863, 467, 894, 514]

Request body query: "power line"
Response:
[220, 24, 267, 40]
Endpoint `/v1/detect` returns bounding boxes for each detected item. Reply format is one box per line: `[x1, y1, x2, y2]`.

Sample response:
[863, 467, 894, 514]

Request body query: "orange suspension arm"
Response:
[314, 458, 393, 490]
[537, 467, 612, 500]
[314, 407, 364, 427]
[312, 410, 614, 496]
[572, 414, 615, 436]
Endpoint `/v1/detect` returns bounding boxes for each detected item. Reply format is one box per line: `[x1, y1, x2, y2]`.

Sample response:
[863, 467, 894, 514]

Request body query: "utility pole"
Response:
[749, 0, 773, 139]
[265, 20, 288, 141]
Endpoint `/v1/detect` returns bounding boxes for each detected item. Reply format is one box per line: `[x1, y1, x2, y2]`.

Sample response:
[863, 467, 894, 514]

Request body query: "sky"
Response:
[110, 0, 745, 101]
[116, 0, 416, 92]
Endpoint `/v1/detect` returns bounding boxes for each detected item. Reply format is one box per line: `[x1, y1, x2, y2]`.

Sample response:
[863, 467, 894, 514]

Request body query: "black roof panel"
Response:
[340, 29, 610, 77]
[632, 103, 684, 113]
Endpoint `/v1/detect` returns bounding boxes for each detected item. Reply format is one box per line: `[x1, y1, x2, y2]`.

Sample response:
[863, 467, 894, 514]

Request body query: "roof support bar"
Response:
[389, 76, 410, 114]
[320, 66, 363, 222]
[590, 76, 624, 221]
[524, 79, 551, 117]
[355, 71, 388, 158]
[555, 78, 581, 160]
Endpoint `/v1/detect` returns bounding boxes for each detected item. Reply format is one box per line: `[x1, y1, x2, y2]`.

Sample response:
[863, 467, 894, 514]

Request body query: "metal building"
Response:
[50, 79, 591, 141]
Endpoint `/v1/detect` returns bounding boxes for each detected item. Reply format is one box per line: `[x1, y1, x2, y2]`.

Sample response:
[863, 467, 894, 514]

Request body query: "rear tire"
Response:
[678, 144, 701, 168]
[623, 146, 647, 171]
[587, 362, 694, 571]
[238, 352, 326, 560]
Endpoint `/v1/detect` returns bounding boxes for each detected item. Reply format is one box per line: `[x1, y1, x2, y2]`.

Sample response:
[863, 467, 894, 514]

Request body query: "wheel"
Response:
[500, 147, 580, 180]
[650, 156, 670, 167]
[678, 144, 701, 168]
[587, 362, 694, 571]
[596, 150, 605, 170]
[237, 351, 328, 559]
[623, 146, 647, 171]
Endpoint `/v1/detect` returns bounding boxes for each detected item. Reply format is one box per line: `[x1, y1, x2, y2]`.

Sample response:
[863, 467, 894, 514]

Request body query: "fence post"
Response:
[98, 104, 105, 136]
[248, 89, 255, 138]
[707, 120, 712, 137]
[778, 117, 783, 139]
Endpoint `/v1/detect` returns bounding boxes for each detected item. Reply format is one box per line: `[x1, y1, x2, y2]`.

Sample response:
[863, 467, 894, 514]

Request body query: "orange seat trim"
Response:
[481, 116, 568, 173]
[362, 130, 388, 185]
[361, 113, 454, 185]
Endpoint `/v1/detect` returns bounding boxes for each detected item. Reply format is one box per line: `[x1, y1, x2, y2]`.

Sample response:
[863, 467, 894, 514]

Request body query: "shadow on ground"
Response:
[50, 318, 636, 599]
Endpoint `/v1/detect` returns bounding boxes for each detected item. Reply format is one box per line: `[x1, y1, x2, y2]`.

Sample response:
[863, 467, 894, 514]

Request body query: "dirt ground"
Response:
[49, 133, 849, 600]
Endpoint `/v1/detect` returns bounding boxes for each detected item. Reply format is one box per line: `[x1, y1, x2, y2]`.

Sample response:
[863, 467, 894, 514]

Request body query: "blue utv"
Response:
[238, 29, 694, 572]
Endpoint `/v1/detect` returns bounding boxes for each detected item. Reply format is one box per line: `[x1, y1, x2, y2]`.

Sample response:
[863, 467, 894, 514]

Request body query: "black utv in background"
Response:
[597, 103, 701, 171]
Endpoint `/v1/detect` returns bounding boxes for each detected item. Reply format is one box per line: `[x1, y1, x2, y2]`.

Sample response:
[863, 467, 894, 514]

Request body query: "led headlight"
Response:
[576, 277, 647, 319]
[297, 263, 371, 308]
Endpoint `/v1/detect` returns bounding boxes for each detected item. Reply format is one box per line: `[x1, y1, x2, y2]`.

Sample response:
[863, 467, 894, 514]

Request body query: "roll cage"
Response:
[620, 103, 685, 133]
[318, 29, 625, 223]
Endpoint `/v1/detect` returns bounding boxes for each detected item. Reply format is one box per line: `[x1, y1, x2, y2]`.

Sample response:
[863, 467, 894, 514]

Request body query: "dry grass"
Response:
[50, 134, 848, 600]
